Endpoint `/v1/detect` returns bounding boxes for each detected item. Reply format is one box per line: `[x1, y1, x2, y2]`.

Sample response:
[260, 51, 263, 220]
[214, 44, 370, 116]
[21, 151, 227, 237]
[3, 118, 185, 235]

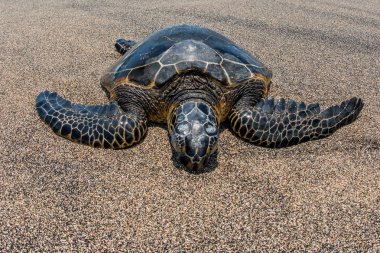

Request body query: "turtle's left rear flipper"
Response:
[35, 91, 147, 149]
[229, 97, 363, 148]
[115, 39, 137, 55]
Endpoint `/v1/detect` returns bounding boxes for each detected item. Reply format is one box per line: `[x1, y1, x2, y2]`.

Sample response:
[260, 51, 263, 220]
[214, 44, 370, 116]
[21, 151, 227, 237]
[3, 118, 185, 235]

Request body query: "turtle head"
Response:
[168, 100, 219, 170]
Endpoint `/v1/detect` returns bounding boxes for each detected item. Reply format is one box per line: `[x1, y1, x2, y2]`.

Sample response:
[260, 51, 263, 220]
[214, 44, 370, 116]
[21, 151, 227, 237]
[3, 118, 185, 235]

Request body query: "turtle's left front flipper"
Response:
[35, 91, 147, 149]
[229, 97, 363, 148]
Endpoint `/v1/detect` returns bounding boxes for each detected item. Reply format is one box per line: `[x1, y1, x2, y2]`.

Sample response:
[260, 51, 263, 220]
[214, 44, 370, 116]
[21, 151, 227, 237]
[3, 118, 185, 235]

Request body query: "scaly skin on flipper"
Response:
[229, 97, 363, 148]
[35, 91, 147, 149]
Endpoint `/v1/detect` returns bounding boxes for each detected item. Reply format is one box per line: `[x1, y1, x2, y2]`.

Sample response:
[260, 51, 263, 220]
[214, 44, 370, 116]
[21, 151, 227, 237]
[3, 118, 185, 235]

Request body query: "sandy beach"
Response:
[0, 0, 379, 251]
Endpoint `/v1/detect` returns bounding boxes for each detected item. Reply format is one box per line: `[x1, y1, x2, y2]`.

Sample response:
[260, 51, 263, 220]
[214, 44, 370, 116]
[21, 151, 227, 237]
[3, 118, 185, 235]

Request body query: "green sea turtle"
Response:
[35, 25, 363, 170]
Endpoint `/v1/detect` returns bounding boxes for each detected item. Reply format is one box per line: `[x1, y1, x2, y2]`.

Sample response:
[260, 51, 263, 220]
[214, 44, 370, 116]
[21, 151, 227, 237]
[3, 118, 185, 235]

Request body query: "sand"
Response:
[0, 0, 379, 251]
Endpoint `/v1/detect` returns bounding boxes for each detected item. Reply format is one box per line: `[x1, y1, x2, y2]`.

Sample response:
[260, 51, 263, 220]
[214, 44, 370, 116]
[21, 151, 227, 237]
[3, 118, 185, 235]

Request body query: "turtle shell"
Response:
[101, 25, 272, 90]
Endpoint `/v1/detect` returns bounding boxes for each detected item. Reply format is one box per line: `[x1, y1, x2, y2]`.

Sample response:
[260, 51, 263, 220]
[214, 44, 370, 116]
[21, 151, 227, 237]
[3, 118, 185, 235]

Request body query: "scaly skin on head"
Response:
[164, 74, 267, 170]
[168, 100, 219, 170]
[164, 73, 225, 170]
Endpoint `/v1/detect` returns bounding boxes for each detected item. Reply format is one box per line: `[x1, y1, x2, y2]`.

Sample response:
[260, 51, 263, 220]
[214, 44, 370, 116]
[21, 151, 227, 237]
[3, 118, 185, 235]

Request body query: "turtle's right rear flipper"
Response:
[229, 97, 363, 148]
[35, 91, 147, 149]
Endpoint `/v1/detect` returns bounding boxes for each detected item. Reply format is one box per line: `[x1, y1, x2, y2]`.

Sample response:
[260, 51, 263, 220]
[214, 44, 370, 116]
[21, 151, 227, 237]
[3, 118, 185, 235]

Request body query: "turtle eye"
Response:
[204, 122, 217, 135]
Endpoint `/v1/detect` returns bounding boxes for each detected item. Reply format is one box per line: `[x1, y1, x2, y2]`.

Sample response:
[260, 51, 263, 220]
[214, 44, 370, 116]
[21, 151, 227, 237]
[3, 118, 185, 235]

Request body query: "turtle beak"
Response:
[178, 154, 210, 170]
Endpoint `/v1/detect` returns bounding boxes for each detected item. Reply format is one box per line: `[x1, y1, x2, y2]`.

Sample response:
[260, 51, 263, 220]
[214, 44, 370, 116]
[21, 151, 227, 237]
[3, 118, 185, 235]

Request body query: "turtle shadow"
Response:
[149, 122, 228, 174]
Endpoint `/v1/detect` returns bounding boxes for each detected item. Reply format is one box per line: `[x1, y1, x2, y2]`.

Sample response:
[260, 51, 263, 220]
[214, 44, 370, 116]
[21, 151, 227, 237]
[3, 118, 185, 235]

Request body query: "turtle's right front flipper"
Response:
[35, 91, 147, 149]
[229, 97, 363, 148]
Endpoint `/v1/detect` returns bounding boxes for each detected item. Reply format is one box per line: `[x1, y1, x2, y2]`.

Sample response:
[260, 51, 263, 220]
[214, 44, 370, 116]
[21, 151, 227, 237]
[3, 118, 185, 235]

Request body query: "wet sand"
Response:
[0, 0, 379, 251]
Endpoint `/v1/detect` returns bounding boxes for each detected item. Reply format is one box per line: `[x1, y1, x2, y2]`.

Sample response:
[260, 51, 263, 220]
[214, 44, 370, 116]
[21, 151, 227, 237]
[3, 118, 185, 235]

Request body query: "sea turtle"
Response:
[35, 24, 363, 170]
